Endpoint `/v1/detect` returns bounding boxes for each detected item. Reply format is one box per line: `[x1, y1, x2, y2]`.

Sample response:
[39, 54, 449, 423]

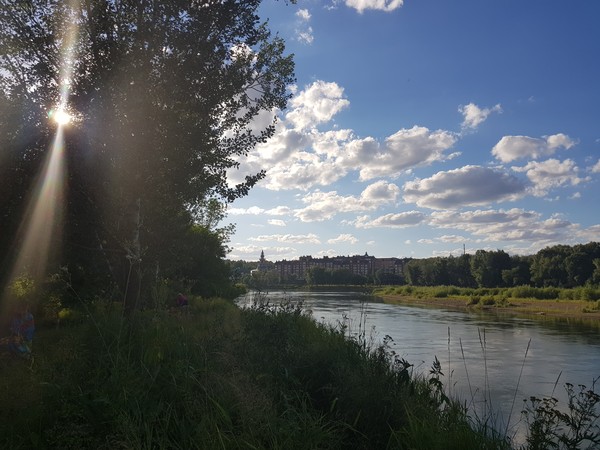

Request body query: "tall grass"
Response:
[4, 292, 598, 448]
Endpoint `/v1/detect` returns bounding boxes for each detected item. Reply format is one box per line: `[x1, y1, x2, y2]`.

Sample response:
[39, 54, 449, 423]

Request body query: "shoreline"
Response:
[378, 294, 600, 322]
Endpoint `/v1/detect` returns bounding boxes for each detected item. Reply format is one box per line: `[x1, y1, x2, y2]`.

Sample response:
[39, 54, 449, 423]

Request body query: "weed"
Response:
[522, 379, 600, 449]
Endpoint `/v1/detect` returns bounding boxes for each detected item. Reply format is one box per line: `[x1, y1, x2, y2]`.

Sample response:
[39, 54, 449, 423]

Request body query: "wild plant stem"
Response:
[505, 337, 531, 436]
[460, 337, 476, 410]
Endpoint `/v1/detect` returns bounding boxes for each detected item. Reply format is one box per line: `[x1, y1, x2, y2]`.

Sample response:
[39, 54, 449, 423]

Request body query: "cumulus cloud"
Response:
[429, 208, 580, 246]
[342, 126, 458, 180]
[286, 81, 350, 130]
[249, 233, 321, 244]
[403, 165, 526, 209]
[354, 211, 426, 228]
[328, 234, 359, 244]
[459, 102, 502, 130]
[265, 156, 345, 191]
[591, 159, 600, 173]
[511, 158, 589, 196]
[491, 133, 577, 163]
[345, 0, 404, 14]
[229, 81, 462, 191]
[295, 181, 400, 222]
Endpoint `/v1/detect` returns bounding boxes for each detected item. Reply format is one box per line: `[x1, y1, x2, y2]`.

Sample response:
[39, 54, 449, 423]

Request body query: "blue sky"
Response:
[224, 0, 600, 262]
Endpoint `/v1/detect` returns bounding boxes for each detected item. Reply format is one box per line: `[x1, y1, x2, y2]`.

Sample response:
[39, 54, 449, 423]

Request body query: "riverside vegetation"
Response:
[374, 285, 600, 319]
[2, 287, 600, 449]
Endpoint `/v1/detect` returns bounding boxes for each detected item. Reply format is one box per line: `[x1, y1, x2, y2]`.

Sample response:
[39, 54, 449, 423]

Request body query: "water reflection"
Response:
[237, 289, 600, 441]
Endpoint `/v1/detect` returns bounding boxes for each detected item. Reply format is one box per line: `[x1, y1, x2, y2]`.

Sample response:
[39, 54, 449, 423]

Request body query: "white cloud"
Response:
[459, 102, 502, 130]
[228, 244, 298, 260]
[268, 219, 287, 226]
[228, 206, 265, 215]
[294, 9, 314, 44]
[249, 233, 321, 244]
[265, 206, 293, 216]
[266, 155, 345, 191]
[591, 159, 600, 173]
[354, 210, 426, 228]
[286, 81, 350, 130]
[345, 0, 404, 14]
[297, 27, 314, 44]
[438, 234, 469, 243]
[229, 81, 461, 191]
[403, 165, 526, 209]
[295, 181, 400, 222]
[429, 208, 582, 247]
[491, 133, 577, 163]
[511, 158, 588, 196]
[343, 126, 459, 180]
[328, 234, 359, 244]
[360, 180, 401, 201]
[296, 8, 311, 20]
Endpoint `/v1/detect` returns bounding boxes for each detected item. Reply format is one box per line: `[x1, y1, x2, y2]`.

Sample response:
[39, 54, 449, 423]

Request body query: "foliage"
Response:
[397, 243, 600, 291]
[305, 267, 368, 286]
[522, 381, 600, 449]
[0, 0, 295, 307]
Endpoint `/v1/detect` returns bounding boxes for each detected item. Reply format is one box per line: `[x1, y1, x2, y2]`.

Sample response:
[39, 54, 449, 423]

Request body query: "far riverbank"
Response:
[377, 293, 600, 321]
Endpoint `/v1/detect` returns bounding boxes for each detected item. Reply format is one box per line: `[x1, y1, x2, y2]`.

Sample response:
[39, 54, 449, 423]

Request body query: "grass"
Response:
[3, 291, 598, 449]
[374, 285, 600, 319]
[374, 285, 600, 302]
[0, 294, 516, 449]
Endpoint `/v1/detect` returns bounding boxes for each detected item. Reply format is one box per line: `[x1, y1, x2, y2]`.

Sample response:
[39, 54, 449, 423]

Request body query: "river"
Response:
[236, 289, 600, 442]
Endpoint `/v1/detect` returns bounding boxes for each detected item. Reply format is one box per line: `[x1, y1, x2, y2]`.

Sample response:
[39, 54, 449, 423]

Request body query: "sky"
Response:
[224, 0, 600, 262]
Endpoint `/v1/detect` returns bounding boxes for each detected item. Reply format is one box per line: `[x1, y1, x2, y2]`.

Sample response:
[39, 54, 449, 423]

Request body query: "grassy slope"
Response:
[0, 298, 509, 449]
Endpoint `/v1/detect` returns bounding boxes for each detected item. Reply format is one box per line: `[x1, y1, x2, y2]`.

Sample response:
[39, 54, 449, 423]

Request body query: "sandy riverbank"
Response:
[378, 294, 600, 321]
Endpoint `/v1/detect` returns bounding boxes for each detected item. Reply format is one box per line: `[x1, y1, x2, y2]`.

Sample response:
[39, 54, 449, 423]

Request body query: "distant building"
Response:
[251, 250, 269, 277]
[275, 253, 406, 281]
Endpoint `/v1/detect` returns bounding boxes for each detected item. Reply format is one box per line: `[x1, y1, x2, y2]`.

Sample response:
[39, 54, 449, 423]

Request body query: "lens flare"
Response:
[1, 2, 80, 314]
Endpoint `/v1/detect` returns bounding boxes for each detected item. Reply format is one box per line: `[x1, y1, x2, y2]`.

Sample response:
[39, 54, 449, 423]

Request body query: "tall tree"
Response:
[470, 249, 511, 288]
[0, 0, 295, 310]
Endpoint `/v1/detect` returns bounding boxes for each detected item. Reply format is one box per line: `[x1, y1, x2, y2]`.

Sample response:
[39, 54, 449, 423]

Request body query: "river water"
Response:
[236, 289, 600, 442]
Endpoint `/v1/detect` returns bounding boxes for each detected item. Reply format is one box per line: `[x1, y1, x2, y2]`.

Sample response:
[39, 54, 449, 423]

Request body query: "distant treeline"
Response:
[403, 242, 600, 289]
[231, 242, 600, 289]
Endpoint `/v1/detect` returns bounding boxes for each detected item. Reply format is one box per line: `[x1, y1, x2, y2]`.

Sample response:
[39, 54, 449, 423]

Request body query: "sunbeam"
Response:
[7, 129, 67, 283]
[1, 3, 80, 312]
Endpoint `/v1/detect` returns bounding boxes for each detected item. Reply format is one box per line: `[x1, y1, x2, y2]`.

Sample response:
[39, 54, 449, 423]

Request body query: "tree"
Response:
[306, 267, 329, 286]
[470, 249, 511, 288]
[0, 0, 295, 311]
[501, 255, 532, 287]
[530, 245, 571, 287]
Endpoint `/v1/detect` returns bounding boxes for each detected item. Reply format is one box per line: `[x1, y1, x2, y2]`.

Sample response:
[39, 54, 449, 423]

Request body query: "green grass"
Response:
[0, 294, 545, 449]
[374, 285, 600, 303]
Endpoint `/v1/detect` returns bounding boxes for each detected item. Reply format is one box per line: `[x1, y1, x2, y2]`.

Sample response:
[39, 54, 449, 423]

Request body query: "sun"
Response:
[49, 108, 72, 126]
